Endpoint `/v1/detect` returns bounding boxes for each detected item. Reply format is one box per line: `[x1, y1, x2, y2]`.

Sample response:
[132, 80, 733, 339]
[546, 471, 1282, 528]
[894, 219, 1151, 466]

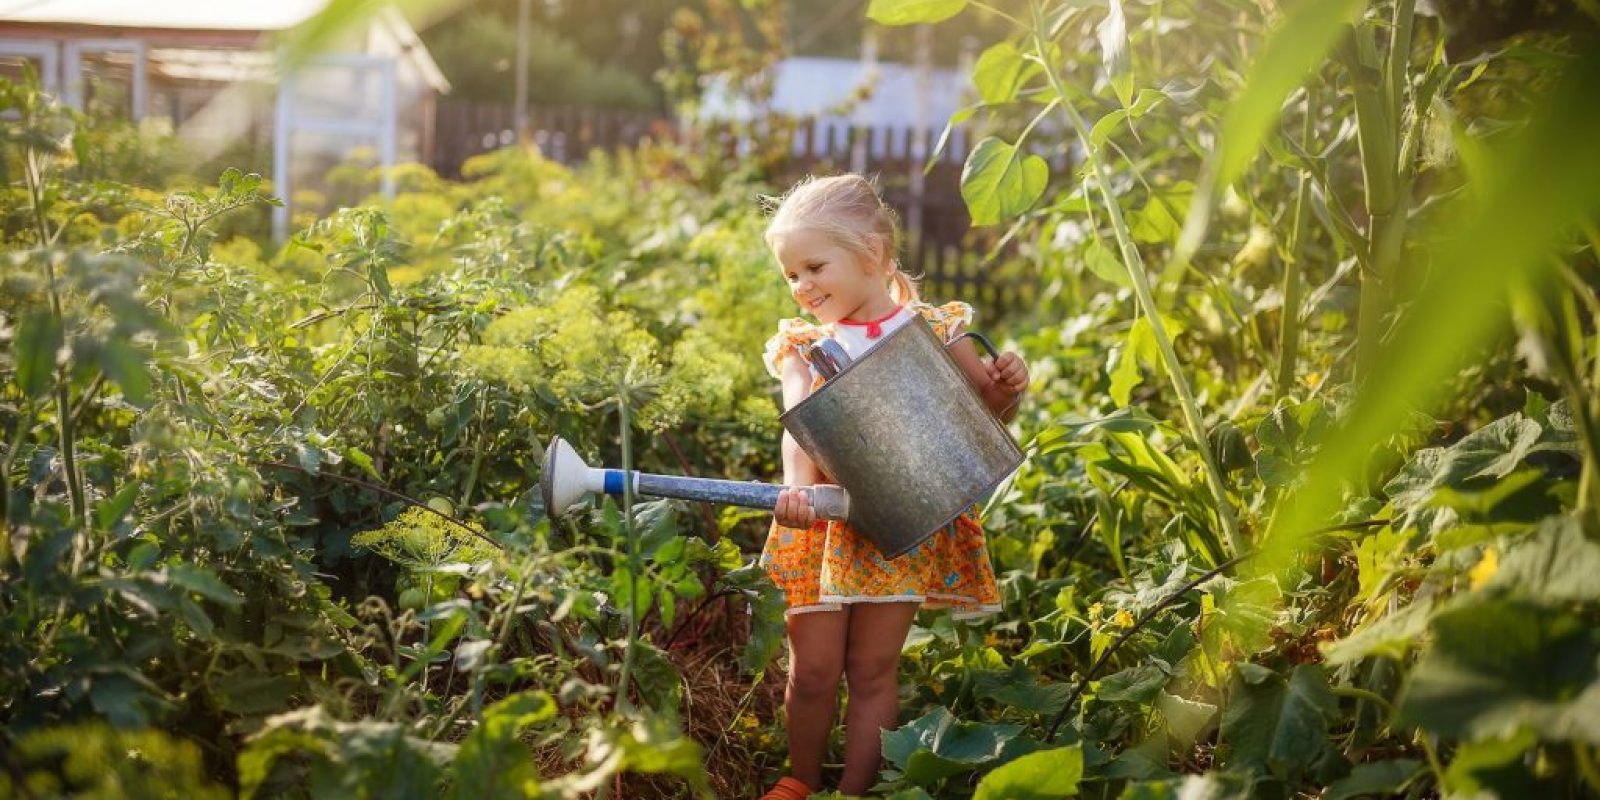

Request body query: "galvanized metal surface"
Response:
[779, 315, 1024, 559]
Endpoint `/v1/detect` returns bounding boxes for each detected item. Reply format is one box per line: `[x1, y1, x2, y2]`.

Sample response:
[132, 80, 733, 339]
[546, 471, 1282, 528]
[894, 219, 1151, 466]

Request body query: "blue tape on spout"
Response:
[603, 470, 624, 495]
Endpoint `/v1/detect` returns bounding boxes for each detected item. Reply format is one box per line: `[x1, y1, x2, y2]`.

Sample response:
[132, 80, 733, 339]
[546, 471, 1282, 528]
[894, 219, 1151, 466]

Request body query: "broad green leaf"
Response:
[629, 640, 683, 716]
[14, 311, 62, 398]
[449, 692, 553, 800]
[1321, 596, 1434, 666]
[100, 337, 152, 407]
[1324, 759, 1423, 800]
[1108, 316, 1159, 406]
[164, 564, 244, 607]
[973, 42, 1037, 104]
[1442, 729, 1539, 796]
[971, 662, 1072, 716]
[237, 707, 451, 799]
[961, 137, 1050, 226]
[719, 563, 786, 675]
[1217, 0, 1364, 186]
[973, 745, 1083, 799]
[1220, 664, 1339, 779]
[1129, 181, 1194, 245]
[1083, 240, 1132, 287]
[96, 478, 143, 533]
[1398, 597, 1600, 742]
[1156, 692, 1217, 746]
[583, 713, 710, 793]
[1105, 735, 1173, 782]
[1383, 412, 1545, 533]
[1090, 89, 1165, 148]
[882, 706, 1024, 782]
[867, 0, 968, 26]
[209, 670, 299, 715]
[1486, 513, 1600, 604]
[1097, 663, 1169, 704]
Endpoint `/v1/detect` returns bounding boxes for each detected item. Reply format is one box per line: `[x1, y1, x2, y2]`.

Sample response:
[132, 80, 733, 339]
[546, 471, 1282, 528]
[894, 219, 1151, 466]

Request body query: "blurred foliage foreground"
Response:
[4, 0, 1600, 796]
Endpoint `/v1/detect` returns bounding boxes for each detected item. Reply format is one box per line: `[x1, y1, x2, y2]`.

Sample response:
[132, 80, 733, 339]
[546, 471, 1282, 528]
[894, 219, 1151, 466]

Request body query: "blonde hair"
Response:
[762, 173, 921, 305]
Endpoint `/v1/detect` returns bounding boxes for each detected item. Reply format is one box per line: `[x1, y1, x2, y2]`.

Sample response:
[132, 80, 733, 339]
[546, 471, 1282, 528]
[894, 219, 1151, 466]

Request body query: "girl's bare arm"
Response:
[945, 321, 1027, 423]
[780, 355, 824, 485]
[775, 356, 824, 528]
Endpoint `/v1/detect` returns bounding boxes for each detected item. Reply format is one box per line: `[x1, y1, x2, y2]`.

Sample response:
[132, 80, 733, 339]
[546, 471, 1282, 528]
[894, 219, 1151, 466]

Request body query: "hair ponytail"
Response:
[887, 264, 921, 305]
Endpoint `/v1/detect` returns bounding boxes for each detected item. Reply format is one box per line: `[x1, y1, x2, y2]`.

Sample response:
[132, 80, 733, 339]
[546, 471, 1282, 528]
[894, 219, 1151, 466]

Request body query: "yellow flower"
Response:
[1088, 602, 1104, 622]
[1469, 546, 1499, 590]
[1113, 609, 1136, 628]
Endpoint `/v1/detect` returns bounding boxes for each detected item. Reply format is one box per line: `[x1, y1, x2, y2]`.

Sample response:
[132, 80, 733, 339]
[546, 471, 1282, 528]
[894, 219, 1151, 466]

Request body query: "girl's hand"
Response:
[774, 486, 818, 529]
[985, 351, 1029, 396]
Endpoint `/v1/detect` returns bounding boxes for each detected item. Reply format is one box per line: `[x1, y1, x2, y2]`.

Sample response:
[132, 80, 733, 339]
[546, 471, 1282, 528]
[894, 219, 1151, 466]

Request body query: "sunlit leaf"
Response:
[973, 744, 1083, 799]
[962, 136, 1050, 226]
[866, 0, 968, 26]
[449, 692, 553, 799]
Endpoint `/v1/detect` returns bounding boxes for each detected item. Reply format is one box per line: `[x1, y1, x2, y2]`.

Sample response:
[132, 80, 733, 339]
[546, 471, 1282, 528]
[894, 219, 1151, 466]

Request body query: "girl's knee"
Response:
[843, 652, 901, 693]
[787, 658, 843, 699]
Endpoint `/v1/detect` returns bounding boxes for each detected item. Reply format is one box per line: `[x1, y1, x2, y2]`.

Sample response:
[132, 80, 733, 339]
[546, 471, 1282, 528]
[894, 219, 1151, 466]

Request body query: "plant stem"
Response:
[1575, 741, 1600, 795]
[1277, 84, 1318, 398]
[1030, 3, 1245, 558]
[1331, 685, 1394, 717]
[1416, 730, 1448, 793]
[613, 390, 641, 715]
[1351, 0, 1417, 384]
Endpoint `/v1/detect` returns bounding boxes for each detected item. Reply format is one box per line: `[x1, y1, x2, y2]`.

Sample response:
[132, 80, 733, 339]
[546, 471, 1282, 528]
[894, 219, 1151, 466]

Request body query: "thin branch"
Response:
[254, 459, 504, 551]
[1046, 550, 1255, 742]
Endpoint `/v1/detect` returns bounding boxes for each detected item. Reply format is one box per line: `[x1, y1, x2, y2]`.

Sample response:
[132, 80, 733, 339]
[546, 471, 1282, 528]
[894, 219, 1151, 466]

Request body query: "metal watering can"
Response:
[781, 314, 1024, 559]
[539, 314, 1022, 561]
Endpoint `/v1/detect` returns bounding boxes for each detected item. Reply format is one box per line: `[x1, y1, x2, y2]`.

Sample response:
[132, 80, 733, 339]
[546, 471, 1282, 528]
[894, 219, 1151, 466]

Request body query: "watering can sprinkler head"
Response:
[540, 436, 602, 521]
[539, 435, 851, 523]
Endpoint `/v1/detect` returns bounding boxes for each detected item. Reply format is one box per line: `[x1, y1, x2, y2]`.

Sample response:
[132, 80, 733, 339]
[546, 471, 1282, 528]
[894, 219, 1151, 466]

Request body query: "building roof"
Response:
[0, 0, 333, 31]
[0, 1, 449, 93]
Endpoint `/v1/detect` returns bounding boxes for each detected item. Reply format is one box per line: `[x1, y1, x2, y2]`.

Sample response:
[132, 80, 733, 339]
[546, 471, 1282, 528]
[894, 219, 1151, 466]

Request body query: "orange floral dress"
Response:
[758, 299, 1005, 620]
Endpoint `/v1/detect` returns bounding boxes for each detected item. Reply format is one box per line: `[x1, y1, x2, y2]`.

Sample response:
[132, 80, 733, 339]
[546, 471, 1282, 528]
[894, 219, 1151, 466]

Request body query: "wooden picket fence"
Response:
[430, 98, 1042, 317]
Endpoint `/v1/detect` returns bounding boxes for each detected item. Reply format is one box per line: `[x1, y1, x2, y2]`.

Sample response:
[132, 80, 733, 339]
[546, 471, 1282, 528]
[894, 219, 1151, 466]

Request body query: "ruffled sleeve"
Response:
[762, 317, 824, 380]
[913, 300, 975, 342]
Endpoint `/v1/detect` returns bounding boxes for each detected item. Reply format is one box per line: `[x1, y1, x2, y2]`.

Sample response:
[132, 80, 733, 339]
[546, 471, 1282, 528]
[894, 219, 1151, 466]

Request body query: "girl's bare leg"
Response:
[783, 608, 848, 789]
[837, 601, 920, 794]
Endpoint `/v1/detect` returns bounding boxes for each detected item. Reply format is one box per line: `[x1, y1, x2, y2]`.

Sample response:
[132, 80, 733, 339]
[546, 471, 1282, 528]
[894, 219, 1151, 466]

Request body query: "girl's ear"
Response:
[870, 239, 891, 274]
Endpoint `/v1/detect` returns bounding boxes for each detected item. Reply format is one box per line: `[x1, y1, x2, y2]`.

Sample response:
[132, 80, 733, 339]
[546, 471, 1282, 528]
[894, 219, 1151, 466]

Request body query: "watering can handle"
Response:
[948, 331, 1002, 362]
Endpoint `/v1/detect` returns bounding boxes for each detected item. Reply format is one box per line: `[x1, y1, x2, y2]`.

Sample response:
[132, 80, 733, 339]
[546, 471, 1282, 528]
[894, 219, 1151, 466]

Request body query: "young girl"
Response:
[755, 174, 1029, 799]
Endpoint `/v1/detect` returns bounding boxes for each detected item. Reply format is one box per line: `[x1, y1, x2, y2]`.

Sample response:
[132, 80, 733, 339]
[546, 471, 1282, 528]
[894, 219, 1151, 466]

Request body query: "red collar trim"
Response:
[835, 304, 905, 339]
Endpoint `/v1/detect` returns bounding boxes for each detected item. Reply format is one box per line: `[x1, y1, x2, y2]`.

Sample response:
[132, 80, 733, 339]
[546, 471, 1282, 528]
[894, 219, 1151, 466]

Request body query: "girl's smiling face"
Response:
[771, 227, 891, 324]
